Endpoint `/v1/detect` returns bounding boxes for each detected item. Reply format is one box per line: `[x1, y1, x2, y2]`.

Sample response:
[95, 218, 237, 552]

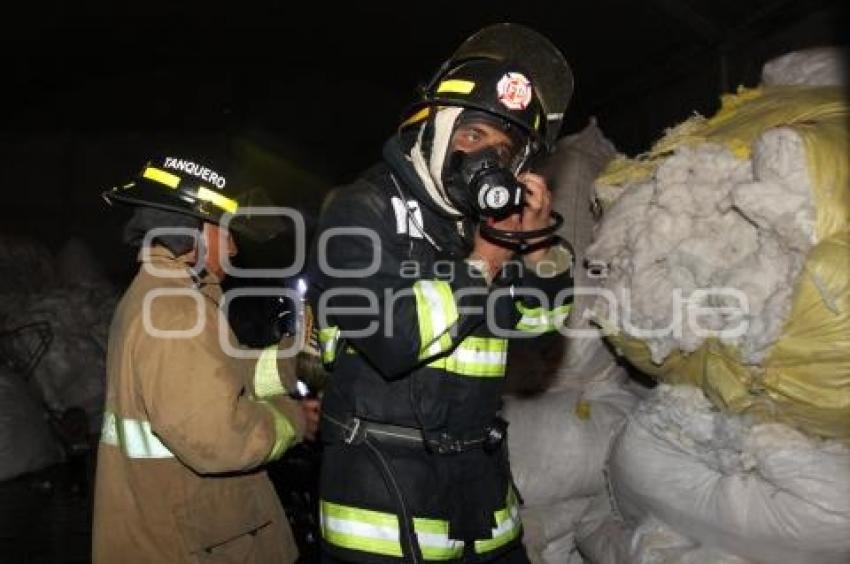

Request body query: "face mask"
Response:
[443, 148, 525, 220]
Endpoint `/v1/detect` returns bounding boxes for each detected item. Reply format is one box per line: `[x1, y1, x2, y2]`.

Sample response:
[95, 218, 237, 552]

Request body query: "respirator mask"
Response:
[446, 148, 524, 220]
[444, 147, 563, 248]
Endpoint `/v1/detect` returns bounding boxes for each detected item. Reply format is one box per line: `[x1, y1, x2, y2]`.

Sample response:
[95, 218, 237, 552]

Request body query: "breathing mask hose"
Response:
[479, 209, 564, 250]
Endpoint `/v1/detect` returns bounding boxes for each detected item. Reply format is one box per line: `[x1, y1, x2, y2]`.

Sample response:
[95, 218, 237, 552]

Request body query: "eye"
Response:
[463, 129, 482, 144]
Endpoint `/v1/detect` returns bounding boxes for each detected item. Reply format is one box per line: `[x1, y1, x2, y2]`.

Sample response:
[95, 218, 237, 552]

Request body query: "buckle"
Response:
[425, 433, 465, 455]
[343, 417, 363, 445]
[483, 419, 507, 453]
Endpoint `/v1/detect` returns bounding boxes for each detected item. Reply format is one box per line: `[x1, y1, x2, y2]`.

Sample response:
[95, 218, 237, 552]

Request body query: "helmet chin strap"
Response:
[478, 212, 564, 252]
[188, 229, 213, 285]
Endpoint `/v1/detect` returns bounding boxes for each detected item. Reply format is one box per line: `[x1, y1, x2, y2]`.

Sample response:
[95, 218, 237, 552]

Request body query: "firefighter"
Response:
[307, 24, 575, 563]
[93, 154, 320, 563]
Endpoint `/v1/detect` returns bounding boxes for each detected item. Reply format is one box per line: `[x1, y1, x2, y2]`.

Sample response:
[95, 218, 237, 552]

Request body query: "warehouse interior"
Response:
[0, 1, 847, 562]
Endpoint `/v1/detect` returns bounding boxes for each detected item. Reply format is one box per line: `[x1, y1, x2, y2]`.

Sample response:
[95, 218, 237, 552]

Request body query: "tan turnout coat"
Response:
[93, 246, 305, 563]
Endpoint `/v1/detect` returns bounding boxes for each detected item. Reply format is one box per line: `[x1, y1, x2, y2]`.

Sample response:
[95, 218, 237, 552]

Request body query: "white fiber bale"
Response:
[607, 385, 850, 564]
[574, 492, 631, 564]
[0, 368, 64, 481]
[506, 373, 637, 506]
[546, 120, 621, 385]
[547, 118, 618, 278]
[521, 497, 592, 564]
[505, 120, 620, 395]
[574, 494, 752, 563]
[587, 125, 816, 365]
[628, 518, 754, 564]
[761, 47, 847, 87]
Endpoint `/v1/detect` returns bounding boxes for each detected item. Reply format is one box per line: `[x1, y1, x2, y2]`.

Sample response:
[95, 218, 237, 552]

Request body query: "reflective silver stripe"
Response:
[320, 500, 465, 560]
[430, 336, 507, 378]
[100, 410, 119, 446]
[413, 518, 465, 560]
[516, 303, 572, 332]
[414, 280, 458, 358]
[452, 347, 505, 365]
[254, 345, 285, 398]
[100, 411, 174, 459]
[321, 500, 403, 557]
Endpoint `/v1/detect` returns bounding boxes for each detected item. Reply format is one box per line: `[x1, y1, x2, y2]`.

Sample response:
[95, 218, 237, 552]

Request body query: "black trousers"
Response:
[319, 544, 531, 564]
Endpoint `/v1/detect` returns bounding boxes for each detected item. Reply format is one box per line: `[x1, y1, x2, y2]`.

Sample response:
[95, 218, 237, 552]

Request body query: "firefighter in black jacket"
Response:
[307, 24, 575, 563]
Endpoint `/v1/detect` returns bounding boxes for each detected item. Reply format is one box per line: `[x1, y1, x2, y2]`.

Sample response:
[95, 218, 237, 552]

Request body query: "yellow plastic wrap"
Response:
[598, 86, 850, 441]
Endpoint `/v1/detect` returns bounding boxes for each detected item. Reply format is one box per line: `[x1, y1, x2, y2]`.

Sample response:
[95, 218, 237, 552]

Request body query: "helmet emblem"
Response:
[496, 72, 533, 110]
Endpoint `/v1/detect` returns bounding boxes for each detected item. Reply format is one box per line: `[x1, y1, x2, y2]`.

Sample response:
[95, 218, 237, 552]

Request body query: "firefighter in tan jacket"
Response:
[93, 154, 319, 563]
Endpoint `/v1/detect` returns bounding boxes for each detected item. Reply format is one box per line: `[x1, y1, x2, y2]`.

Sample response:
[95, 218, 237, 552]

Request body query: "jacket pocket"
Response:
[173, 478, 275, 560]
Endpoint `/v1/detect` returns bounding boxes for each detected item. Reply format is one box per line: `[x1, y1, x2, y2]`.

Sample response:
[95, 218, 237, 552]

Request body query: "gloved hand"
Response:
[300, 398, 321, 441]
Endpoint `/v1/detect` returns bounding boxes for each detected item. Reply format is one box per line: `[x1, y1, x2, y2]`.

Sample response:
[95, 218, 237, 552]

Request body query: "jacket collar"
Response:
[383, 134, 456, 220]
[137, 245, 222, 291]
[382, 135, 476, 258]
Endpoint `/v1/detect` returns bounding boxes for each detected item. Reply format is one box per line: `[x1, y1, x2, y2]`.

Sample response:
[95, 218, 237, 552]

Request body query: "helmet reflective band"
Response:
[419, 58, 545, 152]
[103, 155, 287, 242]
[195, 187, 238, 213]
[142, 166, 180, 188]
[138, 165, 239, 214]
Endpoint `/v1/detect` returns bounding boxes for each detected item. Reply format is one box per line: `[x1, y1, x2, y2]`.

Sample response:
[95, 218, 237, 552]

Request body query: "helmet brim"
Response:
[441, 23, 573, 147]
[103, 181, 289, 243]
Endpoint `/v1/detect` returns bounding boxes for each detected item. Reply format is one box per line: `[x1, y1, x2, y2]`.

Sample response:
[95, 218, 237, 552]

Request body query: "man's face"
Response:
[199, 222, 237, 280]
[450, 121, 516, 166]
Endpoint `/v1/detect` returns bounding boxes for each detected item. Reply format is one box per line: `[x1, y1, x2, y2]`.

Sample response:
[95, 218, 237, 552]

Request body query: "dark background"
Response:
[1, 0, 847, 283]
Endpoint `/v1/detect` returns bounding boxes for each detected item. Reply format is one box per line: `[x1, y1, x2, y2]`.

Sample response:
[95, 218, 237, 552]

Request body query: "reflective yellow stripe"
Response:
[259, 400, 297, 462]
[320, 500, 464, 560]
[437, 79, 475, 95]
[429, 336, 507, 378]
[318, 326, 341, 364]
[196, 186, 239, 213]
[474, 488, 523, 554]
[100, 411, 174, 459]
[515, 302, 572, 333]
[142, 165, 238, 213]
[321, 500, 402, 557]
[401, 106, 432, 128]
[413, 280, 459, 359]
[254, 345, 285, 398]
[142, 166, 180, 188]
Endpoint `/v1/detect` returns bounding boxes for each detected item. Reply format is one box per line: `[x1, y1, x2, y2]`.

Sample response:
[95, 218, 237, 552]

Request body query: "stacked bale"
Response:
[578, 48, 850, 563]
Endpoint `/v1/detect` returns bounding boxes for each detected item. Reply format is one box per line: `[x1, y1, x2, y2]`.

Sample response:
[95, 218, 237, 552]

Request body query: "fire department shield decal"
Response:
[496, 72, 533, 110]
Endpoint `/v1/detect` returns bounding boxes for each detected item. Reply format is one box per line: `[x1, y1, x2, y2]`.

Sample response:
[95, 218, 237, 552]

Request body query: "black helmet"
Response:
[402, 23, 574, 153]
[103, 155, 285, 242]
[409, 58, 546, 149]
